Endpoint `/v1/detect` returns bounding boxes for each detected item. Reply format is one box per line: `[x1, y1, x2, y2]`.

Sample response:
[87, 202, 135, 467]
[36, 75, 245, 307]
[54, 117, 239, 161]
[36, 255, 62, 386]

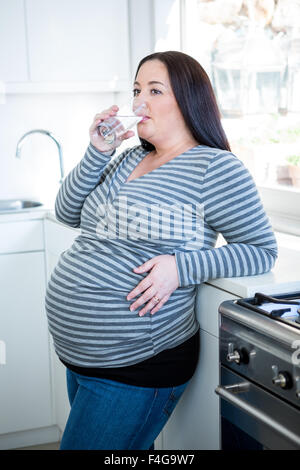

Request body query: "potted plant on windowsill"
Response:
[287, 155, 300, 187]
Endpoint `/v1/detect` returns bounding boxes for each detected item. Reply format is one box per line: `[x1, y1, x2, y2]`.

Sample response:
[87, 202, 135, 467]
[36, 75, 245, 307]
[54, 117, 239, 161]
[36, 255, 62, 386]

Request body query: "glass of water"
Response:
[97, 102, 146, 148]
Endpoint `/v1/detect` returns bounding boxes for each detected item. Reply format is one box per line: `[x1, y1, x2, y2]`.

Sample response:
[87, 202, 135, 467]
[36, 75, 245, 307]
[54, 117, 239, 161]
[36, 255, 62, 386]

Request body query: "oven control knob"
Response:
[226, 343, 249, 365]
[295, 377, 300, 400]
[239, 348, 250, 364]
[271, 365, 293, 389]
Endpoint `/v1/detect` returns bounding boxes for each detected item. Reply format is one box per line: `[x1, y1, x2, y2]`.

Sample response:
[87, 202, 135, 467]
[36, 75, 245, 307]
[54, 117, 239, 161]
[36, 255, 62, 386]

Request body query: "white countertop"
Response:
[0, 205, 51, 223]
[1, 207, 300, 298]
[207, 232, 300, 297]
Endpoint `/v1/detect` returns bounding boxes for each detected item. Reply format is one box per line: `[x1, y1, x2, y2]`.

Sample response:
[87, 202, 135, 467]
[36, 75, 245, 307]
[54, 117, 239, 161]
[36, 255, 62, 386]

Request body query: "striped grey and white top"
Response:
[45, 143, 278, 368]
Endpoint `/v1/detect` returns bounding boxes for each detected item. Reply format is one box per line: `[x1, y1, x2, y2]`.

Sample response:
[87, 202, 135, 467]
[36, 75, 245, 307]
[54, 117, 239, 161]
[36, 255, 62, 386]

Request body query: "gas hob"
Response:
[237, 292, 300, 329]
[217, 290, 300, 449]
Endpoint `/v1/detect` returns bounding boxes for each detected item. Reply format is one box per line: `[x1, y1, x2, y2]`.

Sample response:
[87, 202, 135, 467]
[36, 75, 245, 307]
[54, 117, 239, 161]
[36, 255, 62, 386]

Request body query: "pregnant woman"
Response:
[45, 51, 278, 450]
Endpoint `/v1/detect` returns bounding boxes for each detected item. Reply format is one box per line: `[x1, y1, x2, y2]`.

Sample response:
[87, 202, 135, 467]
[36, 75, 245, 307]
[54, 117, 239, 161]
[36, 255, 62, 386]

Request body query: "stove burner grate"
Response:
[237, 292, 300, 328]
[270, 307, 300, 324]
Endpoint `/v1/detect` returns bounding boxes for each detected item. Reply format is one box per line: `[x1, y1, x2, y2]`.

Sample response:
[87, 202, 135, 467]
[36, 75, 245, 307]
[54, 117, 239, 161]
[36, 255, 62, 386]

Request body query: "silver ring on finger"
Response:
[153, 296, 160, 303]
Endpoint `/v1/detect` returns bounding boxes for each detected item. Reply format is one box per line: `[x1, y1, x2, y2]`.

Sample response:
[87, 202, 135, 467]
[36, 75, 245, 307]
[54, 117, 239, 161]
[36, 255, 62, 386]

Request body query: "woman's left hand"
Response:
[126, 254, 179, 316]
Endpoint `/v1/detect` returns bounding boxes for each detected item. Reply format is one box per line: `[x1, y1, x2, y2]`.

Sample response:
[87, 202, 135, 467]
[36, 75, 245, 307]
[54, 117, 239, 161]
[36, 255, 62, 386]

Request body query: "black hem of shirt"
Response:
[59, 330, 200, 388]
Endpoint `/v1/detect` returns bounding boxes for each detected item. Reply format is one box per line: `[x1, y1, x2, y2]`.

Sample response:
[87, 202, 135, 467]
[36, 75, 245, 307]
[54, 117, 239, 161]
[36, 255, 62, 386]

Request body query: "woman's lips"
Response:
[139, 116, 150, 123]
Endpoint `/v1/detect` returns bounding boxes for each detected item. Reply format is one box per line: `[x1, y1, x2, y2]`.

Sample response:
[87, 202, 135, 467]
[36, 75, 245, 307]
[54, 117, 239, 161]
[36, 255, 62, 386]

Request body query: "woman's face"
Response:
[133, 60, 191, 148]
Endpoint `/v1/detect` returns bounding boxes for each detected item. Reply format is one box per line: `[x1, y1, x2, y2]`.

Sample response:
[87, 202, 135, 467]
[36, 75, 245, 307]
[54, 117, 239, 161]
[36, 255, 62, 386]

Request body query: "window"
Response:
[181, 0, 300, 234]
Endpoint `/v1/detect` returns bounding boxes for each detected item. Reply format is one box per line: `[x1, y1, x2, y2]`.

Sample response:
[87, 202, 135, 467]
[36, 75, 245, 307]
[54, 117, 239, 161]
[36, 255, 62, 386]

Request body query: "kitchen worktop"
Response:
[0, 205, 51, 223]
[208, 232, 300, 297]
[2, 207, 300, 298]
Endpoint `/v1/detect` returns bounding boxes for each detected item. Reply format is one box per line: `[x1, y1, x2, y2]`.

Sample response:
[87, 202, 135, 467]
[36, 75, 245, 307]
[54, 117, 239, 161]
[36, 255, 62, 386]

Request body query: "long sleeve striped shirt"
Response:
[45, 143, 278, 368]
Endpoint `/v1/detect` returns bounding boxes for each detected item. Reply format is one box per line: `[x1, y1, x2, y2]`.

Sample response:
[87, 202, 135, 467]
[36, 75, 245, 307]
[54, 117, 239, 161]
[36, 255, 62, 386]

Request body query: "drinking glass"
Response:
[97, 102, 146, 148]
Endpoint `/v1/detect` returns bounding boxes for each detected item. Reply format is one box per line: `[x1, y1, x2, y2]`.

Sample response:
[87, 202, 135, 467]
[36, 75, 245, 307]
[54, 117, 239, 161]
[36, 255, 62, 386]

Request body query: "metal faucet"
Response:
[16, 129, 64, 184]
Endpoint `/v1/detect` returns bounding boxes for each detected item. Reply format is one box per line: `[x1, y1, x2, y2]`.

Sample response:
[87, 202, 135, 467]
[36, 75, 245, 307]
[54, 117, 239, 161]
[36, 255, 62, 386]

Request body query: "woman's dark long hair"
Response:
[135, 51, 231, 152]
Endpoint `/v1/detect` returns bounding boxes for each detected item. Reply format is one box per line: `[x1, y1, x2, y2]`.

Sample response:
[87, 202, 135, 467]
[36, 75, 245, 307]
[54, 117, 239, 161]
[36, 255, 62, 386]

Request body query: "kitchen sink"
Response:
[0, 199, 43, 212]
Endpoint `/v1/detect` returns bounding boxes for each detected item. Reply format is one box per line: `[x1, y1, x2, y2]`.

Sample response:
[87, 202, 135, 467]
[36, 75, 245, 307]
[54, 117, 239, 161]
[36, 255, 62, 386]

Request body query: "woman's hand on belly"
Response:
[126, 254, 179, 317]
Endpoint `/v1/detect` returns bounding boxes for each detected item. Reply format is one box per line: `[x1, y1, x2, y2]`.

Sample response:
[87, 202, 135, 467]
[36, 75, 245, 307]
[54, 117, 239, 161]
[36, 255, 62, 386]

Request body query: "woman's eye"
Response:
[133, 88, 161, 96]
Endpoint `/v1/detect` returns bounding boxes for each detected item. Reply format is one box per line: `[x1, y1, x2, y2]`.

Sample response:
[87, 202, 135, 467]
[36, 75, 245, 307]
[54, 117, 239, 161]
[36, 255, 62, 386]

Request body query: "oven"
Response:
[215, 292, 300, 450]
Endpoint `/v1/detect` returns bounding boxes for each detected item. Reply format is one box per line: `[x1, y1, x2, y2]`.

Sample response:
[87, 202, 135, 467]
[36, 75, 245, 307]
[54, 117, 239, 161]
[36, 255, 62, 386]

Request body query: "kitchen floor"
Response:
[15, 442, 60, 450]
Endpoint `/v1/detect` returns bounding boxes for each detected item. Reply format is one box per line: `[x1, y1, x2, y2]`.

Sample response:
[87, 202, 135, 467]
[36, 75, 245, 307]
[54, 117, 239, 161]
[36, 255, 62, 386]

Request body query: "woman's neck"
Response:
[151, 136, 199, 162]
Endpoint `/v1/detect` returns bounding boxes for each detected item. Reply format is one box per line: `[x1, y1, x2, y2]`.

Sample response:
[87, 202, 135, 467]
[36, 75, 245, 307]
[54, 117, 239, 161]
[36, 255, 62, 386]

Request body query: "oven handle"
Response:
[215, 384, 300, 448]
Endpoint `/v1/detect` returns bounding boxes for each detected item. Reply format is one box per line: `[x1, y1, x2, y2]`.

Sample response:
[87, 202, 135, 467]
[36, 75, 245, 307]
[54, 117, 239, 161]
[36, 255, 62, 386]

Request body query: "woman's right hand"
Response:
[89, 105, 135, 153]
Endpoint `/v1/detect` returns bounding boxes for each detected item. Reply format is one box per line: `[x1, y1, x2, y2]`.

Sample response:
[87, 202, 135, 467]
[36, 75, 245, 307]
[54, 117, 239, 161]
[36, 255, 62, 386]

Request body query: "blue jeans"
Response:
[59, 368, 189, 450]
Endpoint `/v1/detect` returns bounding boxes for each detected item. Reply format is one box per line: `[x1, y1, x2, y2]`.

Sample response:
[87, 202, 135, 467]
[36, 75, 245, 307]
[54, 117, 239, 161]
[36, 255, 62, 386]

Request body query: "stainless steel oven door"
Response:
[216, 366, 300, 450]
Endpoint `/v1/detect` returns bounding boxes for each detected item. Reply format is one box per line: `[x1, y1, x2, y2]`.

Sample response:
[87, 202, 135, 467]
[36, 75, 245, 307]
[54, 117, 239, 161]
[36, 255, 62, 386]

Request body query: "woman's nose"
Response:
[133, 99, 148, 116]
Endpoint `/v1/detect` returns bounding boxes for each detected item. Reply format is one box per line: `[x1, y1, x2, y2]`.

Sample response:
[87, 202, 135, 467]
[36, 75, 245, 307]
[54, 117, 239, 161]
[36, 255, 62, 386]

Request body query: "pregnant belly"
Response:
[45, 249, 151, 343]
[51, 249, 147, 294]
[45, 247, 194, 327]
[45, 248, 196, 366]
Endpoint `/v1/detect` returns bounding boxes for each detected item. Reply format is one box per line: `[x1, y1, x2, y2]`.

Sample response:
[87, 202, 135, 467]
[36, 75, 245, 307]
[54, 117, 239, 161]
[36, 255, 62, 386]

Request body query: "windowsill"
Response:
[275, 230, 300, 250]
[259, 183, 300, 194]
[258, 184, 300, 236]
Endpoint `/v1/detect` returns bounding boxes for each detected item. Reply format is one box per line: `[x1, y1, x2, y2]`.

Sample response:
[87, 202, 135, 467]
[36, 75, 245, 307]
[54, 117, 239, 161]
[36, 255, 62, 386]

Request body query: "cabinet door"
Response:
[47, 251, 71, 433]
[161, 330, 220, 450]
[195, 283, 237, 337]
[44, 219, 78, 259]
[0, 0, 28, 82]
[44, 220, 78, 433]
[0, 252, 52, 434]
[26, 0, 130, 84]
[159, 284, 237, 450]
[0, 220, 44, 255]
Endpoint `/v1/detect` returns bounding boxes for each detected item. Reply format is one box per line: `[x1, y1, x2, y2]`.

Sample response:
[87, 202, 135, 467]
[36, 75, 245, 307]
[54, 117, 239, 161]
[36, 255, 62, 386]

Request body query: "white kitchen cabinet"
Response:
[44, 217, 78, 434]
[0, 216, 59, 449]
[0, 251, 52, 436]
[46, 251, 71, 434]
[26, 0, 130, 84]
[44, 218, 79, 260]
[158, 283, 237, 450]
[3, 0, 130, 93]
[0, 220, 44, 254]
[0, 0, 28, 82]
[161, 329, 220, 450]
